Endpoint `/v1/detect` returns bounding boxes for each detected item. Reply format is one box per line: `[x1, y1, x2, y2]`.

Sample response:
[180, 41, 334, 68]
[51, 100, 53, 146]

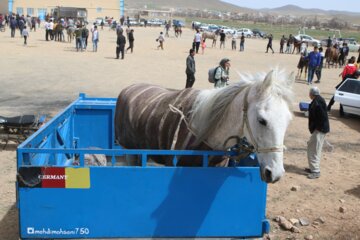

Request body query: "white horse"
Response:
[115, 70, 295, 183]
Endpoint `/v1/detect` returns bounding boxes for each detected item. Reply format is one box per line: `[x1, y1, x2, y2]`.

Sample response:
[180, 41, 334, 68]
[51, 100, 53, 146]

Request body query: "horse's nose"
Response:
[263, 168, 281, 183]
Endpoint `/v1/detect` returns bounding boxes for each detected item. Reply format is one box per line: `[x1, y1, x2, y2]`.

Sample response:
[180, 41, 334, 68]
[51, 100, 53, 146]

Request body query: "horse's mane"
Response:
[190, 71, 294, 145]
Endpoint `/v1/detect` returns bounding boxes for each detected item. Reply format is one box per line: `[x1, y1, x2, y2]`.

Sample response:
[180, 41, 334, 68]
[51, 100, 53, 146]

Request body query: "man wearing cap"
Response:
[306, 87, 330, 179]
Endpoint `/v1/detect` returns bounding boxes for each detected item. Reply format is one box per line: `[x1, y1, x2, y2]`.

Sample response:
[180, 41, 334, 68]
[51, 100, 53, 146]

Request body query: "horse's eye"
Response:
[258, 118, 267, 126]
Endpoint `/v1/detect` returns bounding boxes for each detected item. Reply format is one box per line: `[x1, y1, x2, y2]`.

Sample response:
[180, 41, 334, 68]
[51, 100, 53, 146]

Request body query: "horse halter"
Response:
[241, 88, 284, 154]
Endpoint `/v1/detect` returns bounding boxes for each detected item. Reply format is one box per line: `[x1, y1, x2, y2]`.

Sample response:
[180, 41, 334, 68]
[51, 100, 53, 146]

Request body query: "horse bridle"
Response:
[240, 87, 284, 154]
[169, 87, 284, 155]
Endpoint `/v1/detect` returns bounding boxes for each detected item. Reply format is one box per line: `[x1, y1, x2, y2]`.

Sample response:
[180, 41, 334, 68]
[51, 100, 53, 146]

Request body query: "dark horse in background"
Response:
[292, 39, 301, 54]
[114, 70, 295, 183]
[174, 26, 182, 37]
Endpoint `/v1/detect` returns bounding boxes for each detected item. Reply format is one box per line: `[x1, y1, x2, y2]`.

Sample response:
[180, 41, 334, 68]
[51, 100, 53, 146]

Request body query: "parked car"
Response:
[173, 19, 185, 27]
[147, 19, 163, 27]
[294, 34, 321, 47]
[237, 28, 253, 38]
[198, 24, 209, 31]
[334, 78, 360, 116]
[252, 29, 267, 38]
[338, 38, 360, 52]
[208, 24, 219, 32]
[126, 18, 139, 26]
[221, 27, 235, 35]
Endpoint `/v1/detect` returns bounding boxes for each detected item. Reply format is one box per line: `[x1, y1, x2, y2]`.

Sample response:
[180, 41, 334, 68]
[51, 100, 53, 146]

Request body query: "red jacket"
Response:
[342, 64, 357, 80]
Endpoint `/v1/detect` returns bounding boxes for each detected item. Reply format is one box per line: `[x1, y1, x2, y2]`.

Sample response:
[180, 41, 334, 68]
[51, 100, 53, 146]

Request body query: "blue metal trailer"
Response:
[17, 93, 270, 239]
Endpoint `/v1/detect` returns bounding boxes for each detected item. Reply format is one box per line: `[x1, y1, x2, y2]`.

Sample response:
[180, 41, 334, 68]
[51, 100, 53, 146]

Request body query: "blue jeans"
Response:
[307, 66, 317, 84]
[93, 39, 98, 52]
[76, 38, 82, 51]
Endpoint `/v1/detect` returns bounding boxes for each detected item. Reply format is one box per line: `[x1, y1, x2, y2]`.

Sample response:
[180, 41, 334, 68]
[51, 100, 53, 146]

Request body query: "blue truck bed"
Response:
[17, 93, 269, 239]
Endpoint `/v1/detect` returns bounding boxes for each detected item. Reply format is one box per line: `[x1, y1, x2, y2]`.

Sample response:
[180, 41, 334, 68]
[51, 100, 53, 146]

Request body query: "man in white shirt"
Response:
[49, 20, 54, 40]
[44, 20, 50, 41]
[193, 30, 202, 54]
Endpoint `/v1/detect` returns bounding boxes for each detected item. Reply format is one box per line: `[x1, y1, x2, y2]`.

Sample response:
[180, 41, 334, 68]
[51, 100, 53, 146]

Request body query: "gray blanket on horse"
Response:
[115, 84, 214, 166]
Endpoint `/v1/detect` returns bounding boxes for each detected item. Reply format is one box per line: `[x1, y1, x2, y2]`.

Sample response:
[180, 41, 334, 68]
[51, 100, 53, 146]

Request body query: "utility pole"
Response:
[8, 0, 14, 13]
[119, 0, 124, 17]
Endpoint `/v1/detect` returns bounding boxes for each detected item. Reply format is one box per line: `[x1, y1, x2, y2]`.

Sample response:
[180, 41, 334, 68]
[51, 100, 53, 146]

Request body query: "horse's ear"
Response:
[287, 71, 296, 87]
[259, 70, 274, 95]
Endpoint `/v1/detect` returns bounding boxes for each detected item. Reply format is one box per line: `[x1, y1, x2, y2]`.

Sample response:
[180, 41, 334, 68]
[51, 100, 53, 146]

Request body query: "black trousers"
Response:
[185, 73, 195, 88]
[49, 30, 53, 40]
[266, 44, 274, 53]
[195, 42, 200, 53]
[116, 46, 125, 59]
[126, 41, 134, 53]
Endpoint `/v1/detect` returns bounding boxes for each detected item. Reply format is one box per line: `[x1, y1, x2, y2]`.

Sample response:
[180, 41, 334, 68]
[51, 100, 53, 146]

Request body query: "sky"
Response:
[222, 0, 359, 12]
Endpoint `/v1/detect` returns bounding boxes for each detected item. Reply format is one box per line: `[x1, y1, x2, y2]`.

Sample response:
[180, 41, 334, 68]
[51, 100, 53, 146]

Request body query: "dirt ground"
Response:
[0, 24, 359, 240]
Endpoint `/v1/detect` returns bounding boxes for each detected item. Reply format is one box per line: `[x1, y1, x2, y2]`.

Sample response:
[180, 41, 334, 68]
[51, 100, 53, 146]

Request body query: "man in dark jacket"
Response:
[10, 17, 17, 38]
[126, 29, 134, 53]
[116, 31, 126, 59]
[307, 87, 330, 179]
[185, 49, 196, 88]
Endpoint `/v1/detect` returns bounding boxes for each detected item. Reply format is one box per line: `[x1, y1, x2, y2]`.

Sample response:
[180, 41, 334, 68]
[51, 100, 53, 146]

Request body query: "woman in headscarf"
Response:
[214, 58, 230, 88]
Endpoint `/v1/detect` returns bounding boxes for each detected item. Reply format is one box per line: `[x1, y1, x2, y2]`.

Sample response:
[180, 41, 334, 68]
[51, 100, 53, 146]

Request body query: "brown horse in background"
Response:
[325, 46, 339, 68]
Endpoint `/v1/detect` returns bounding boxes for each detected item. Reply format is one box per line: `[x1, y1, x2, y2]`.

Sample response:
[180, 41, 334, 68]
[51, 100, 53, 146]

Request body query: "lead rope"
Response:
[168, 104, 213, 150]
[168, 104, 185, 150]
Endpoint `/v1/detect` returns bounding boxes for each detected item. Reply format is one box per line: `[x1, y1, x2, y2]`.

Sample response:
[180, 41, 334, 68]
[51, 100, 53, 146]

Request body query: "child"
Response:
[22, 26, 29, 45]
[201, 39, 206, 54]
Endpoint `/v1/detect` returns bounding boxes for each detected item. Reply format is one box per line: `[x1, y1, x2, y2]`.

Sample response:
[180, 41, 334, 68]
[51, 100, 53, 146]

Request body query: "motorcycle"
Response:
[0, 114, 46, 148]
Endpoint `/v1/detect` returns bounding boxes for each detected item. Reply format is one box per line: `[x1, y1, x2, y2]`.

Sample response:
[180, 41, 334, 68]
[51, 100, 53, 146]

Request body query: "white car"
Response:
[334, 78, 360, 116]
[236, 28, 253, 38]
[221, 28, 235, 35]
[294, 34, 321, 47]
[198, 24, 209, 31]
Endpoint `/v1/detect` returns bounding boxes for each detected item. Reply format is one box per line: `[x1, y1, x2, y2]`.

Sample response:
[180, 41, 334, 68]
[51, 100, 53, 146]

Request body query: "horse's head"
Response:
[191, 70, 294, 183]
[237, 70, 294, 183]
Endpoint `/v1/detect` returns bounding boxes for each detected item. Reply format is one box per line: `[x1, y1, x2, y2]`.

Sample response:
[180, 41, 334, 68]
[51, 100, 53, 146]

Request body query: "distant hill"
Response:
[125, 1, 360, 24]
[125, 0, 253, 12]
[261, 4, 360, 25]
[265, 4, 360, 16]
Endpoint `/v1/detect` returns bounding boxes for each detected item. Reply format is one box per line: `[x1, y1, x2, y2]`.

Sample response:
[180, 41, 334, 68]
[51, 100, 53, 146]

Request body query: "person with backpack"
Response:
[214, 58, 230, 88]
[185, 49, 196, 88]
